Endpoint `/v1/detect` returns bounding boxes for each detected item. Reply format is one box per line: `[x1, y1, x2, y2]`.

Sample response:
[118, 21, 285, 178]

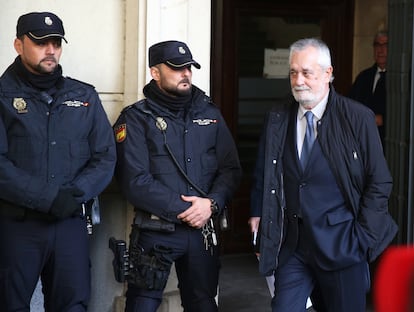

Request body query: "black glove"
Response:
[49, 188, 83, 220]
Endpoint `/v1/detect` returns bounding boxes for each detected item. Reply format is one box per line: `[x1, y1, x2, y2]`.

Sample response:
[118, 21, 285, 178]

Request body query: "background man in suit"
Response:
[349, 31, 388, 145]
[249, 38, 397, 312]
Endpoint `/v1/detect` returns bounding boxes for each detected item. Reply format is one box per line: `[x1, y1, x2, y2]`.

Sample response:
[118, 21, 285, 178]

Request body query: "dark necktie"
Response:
[300, 111, 315, 168]
[374, 71, 386, 94]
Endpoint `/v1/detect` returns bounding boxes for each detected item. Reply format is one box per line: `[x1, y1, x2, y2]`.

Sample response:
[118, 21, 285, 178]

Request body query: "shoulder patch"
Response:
[114, 123, 127, 143]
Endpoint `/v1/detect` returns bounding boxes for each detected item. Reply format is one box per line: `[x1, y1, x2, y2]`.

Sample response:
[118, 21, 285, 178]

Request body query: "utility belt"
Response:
[0, 200, 55, 222]
[0, 198, 98, 229]
[133, 209, 175, 232]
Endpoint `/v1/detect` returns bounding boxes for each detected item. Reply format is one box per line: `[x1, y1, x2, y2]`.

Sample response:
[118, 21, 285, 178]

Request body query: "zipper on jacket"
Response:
[277, 172, 285, 263]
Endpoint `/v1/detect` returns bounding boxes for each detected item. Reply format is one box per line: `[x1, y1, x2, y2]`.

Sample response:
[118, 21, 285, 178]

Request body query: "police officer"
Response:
[0, 12, 116, 311]
[114, 40, 242, 312]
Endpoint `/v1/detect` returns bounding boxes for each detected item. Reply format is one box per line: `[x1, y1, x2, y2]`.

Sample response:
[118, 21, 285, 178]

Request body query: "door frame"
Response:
[211, 0, 355, 253]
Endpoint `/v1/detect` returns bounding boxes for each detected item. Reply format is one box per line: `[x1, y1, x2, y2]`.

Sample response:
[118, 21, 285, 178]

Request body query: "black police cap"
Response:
[16, 12, 67, 43]
[149, 40, 201, 69]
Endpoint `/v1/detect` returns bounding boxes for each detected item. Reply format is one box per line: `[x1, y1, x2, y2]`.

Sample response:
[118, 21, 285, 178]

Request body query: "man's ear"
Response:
[325, 66, 333, 83]
[14, 37, 23, 55]
[150, 66, 160, 81]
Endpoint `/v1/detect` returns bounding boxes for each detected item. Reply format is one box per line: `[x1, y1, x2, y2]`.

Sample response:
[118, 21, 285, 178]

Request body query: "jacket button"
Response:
[293, 214, 297, 218]
[272, 159, 277, 164]
[271, 189, 275, 194]
[187, 158, 191, 162]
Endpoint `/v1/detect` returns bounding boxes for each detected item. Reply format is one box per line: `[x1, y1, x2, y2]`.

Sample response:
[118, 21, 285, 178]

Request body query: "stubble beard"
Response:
[36, 57, 58, 75]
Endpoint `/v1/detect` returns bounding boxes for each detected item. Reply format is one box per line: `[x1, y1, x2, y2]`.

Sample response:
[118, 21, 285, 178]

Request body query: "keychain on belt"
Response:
[82, 203, 93, 235]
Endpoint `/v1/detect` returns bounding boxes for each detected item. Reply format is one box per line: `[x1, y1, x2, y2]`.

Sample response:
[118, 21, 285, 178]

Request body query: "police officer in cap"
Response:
[0, 12, 116, 311]
[114, 40, 242, 311]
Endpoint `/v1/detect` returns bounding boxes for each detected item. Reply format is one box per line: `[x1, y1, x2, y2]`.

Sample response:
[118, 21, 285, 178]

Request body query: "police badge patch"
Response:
[114, 124, 127, 143]
[13, 98, 28, 114]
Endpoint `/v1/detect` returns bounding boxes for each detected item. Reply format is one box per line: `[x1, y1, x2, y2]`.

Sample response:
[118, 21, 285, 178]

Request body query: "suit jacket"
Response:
[281, 131, 365, 270]
[349, 64, 386, 142]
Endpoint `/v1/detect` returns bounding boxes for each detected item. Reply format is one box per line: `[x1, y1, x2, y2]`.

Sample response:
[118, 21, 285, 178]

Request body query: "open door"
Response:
[212, 0, 354, 254]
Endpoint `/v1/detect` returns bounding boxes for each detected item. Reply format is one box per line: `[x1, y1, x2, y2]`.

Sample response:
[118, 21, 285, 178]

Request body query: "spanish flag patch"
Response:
[114, 124, 127, 143]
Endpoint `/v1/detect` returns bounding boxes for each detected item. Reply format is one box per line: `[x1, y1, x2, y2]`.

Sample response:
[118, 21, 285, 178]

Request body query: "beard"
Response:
[162, 79, 192, 97]
[31, 57, 58, 75]
[292, 85, 325, 108]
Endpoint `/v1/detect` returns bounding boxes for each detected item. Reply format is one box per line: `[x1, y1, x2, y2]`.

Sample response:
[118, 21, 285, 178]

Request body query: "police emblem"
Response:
[178, 47, 186, 54]
[13, 98, 28, 113]
[155, 117, 167, 131]
[115, 124, 127, 143]
[45, 16, 53, 26]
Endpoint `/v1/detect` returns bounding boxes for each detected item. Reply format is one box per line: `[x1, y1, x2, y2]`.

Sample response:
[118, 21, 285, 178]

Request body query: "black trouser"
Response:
[125, 224, 220, 312]
[0, 213, 90, 312]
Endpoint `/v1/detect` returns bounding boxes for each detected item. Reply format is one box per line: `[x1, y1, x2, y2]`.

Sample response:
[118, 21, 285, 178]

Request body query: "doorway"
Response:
[212, 0, 355, 253]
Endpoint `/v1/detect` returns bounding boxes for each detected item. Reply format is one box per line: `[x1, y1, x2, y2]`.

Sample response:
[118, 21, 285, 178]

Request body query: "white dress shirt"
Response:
[296, 92, 329, 158]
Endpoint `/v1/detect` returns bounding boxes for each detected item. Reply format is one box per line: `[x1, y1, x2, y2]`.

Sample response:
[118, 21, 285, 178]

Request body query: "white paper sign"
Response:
[263, 48, 290, 79]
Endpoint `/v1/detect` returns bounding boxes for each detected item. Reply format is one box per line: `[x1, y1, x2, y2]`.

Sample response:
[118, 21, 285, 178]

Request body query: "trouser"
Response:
[272, 254, 369, 312]
[272, 222, 370, 312]
[0, 214, 90, 312]
[125, 224, 220, 312]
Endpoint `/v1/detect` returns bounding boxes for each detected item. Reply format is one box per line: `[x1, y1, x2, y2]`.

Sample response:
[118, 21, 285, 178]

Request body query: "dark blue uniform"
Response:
[0, 58, 116, 311]
[114, 84, 242, 312]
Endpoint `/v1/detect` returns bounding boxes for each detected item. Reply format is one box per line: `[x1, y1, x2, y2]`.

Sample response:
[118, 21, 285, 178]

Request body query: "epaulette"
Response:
[134, 99, 151, 112]
[207, 98, 218, 108]
[65, 76, 96, 89]
[120, 99, 146, 114]
[120, 103, 136, 113]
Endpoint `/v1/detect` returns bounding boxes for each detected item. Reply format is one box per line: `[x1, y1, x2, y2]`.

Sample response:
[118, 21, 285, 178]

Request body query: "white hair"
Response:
[289, 38, 334, 82]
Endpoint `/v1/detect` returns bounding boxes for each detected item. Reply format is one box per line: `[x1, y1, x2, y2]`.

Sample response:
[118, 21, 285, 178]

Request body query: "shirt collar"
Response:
[376, 67, 386, 74]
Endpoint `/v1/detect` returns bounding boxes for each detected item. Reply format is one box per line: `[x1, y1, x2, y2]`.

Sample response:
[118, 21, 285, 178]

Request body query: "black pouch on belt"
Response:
[134, 210, 175, 232]
[128, 243, 173, 290]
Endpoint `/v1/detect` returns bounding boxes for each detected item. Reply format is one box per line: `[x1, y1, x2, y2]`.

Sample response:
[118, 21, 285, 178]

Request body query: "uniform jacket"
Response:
[0, 60, 116, 213]
[114, 85, 242, 224]
[251, 85, 398, 276]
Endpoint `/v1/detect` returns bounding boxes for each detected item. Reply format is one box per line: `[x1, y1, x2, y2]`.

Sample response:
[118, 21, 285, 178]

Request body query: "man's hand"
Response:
[375, 114, 383, 126]
[178, 195, 212, 228]
[49, 188, 83, 220]
[248, 217, 261, 256]
[248, 217, 260, 233]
